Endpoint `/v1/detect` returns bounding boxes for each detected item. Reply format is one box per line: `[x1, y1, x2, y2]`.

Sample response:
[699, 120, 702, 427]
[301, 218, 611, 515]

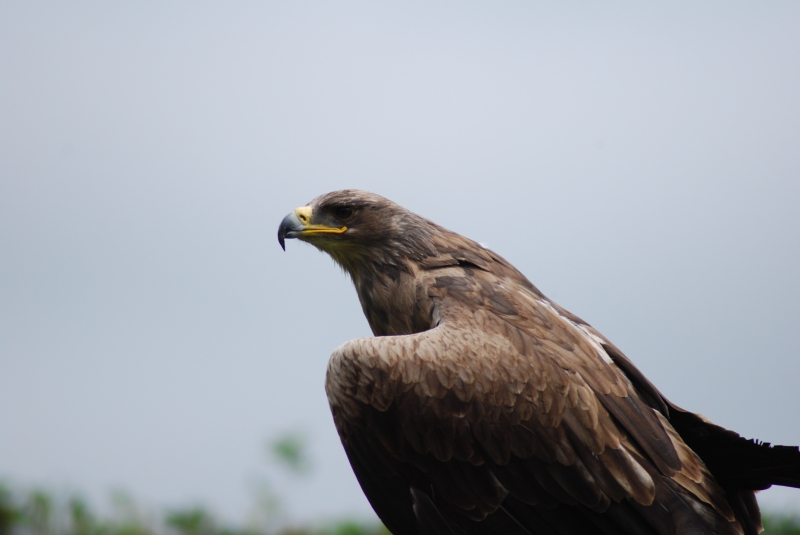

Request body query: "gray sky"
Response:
[1, 1, 799, 524]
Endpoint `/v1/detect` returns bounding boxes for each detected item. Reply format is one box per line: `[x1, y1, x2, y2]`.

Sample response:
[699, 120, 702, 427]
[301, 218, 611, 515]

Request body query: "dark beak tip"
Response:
[278, 211, 304, 251]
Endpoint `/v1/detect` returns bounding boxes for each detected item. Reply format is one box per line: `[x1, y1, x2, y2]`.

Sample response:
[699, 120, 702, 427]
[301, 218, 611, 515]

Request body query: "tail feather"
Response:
[667, 402, 800, 490]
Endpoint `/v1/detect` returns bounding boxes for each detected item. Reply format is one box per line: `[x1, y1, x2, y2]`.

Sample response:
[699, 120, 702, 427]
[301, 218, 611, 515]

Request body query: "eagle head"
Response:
[278, 189, 439, 275]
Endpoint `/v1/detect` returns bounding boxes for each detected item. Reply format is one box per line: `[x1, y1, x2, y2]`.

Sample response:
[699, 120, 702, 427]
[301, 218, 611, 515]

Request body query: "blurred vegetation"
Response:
[763, 514, 800, 535]
[0, 432, 795, 535]
[269, 434, 311, 476]
[0, 481, 389, 535]
[0, 434, 388, 535]
[2, 481, 796, 535]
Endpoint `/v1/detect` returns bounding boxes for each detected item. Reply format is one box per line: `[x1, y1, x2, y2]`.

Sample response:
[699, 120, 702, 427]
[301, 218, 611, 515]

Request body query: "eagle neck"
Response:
[349, 258, 433, 337]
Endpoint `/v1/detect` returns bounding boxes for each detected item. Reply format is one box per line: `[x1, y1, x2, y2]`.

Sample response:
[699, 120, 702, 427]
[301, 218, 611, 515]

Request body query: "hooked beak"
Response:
[277, 206, 348, 251]
[277, 211, 304, 251]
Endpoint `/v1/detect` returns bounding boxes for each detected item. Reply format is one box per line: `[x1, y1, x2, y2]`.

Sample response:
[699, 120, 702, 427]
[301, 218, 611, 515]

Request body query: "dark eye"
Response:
[333, 206, 354, 221]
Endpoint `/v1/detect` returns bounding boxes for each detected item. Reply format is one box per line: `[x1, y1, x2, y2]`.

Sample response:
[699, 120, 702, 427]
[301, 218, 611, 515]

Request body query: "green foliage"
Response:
[269, 434, 311, 475]
[313, 520, 390, 535]
[0, 484, 384, 535]
[3, 433, 793, 535]
[165, 508, 217, 535]
[0, 434, 380, 535]
[24, 490, 54, 535]
[67, 497, 94, 535]
[0, 483, 798, 535]
[0, 484, 20, 535]
[763, 513, 800, 534]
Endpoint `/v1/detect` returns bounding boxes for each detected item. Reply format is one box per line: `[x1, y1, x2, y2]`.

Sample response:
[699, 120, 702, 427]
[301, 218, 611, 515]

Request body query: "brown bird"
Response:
[277, 190, 799, 535]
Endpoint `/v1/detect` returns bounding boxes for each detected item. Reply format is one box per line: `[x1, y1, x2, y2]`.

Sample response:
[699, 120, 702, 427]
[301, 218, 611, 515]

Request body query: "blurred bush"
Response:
[269, 434, 311, 476]
[0, 481, 388, 535]
[763, 514, 800, 535]
[0, 433, 389, 535]
[0, 432, 793, 535]
[1, 481, 797, 535]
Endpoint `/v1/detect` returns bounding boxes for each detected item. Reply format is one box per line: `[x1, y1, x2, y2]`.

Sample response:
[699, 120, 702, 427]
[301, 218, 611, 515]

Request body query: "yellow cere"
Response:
[295, 206, 313, 225]
[294, 206, 347, 235]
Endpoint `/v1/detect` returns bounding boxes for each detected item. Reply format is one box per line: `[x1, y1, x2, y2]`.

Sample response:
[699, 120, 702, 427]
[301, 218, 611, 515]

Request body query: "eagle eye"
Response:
[333, 206, 354, 221]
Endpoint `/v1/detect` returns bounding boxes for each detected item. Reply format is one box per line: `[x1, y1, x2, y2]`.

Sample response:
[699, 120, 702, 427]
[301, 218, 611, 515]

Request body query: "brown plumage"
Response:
[277, 190, 800, 535]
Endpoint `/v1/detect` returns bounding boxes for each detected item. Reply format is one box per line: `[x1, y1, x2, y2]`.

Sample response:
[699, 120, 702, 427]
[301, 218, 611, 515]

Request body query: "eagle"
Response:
[277, 190, 799, 535]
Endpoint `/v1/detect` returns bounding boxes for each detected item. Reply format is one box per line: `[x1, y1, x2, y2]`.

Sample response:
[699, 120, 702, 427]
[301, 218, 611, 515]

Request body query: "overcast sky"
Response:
[1, 1, 799, 524]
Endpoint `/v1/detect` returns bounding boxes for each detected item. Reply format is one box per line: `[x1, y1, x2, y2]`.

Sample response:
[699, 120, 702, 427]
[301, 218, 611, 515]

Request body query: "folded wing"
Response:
[326, 294, 745, 535]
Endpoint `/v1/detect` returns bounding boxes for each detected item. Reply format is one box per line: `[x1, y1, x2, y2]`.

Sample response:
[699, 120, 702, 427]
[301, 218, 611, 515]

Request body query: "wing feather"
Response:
[326, 277, 744, 534]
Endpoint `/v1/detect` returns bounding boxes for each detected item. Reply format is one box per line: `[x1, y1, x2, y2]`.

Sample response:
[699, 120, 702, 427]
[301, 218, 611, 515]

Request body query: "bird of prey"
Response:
[277, 190, 799, 535]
